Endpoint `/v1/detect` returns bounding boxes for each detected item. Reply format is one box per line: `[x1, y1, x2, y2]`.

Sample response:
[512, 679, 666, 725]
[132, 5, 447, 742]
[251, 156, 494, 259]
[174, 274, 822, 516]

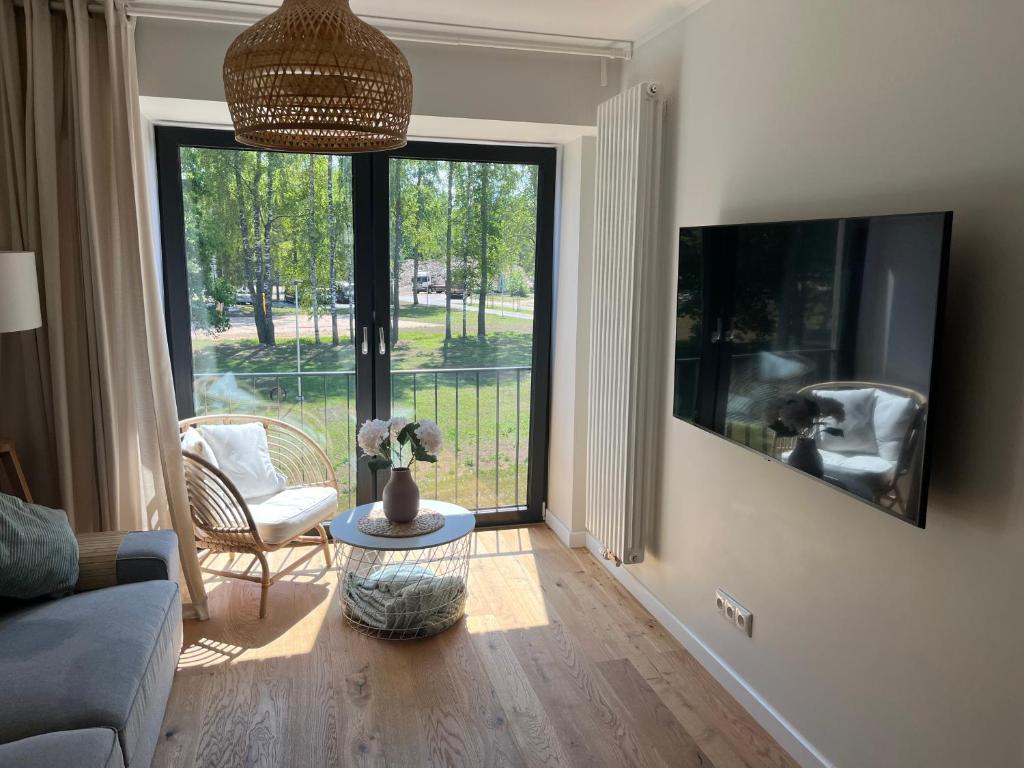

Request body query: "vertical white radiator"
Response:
[585, 82, 664, 566]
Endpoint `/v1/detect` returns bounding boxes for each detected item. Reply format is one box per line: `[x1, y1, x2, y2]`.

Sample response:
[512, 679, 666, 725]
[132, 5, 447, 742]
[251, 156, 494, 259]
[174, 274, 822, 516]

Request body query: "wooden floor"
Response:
[154, 525, 796, 768]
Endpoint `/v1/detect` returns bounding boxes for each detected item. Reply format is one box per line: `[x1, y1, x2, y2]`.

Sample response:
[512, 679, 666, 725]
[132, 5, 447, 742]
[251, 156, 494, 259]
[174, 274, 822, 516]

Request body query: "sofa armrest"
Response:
[76, 530, 180, 592]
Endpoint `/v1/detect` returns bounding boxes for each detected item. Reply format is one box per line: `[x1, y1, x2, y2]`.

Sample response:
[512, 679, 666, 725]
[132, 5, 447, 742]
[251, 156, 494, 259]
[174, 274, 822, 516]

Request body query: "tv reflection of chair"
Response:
[774, 381, 927, 514]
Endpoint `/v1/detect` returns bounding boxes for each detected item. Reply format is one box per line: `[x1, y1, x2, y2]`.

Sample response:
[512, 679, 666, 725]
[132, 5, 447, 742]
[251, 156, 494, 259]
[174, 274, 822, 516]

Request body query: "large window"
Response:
[156, 128, 555, 525]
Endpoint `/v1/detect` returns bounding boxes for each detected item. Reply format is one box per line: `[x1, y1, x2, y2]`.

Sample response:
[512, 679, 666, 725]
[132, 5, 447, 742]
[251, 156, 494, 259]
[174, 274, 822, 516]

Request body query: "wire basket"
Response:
[336, 533, 471, 640]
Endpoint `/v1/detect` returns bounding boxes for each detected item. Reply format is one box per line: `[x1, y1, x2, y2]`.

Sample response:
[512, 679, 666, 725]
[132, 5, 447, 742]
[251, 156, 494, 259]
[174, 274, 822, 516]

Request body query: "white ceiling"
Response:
[228, 0, 700, 43]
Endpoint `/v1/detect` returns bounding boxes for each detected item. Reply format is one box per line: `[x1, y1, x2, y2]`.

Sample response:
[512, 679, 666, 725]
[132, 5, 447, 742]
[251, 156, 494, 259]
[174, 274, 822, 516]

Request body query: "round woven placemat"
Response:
[356, 510, 446, 538]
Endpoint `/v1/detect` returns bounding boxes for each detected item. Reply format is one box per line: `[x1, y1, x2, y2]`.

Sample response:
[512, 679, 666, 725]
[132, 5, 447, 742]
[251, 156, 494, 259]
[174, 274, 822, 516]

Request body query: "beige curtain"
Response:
[0, 0, 208, 618]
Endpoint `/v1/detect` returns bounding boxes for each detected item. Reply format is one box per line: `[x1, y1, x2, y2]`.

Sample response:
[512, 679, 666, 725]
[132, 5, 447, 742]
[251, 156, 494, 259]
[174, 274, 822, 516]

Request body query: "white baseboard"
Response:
[544, 511, 588, 548]
[585, 535, 832, 768]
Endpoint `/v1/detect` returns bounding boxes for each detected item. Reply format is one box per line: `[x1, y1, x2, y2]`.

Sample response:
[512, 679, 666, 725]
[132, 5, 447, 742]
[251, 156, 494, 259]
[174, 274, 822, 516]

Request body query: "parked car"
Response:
[284, 283, 352, 305]
[335, 281, 353, 304]
[414, 272, 432, 292]
[233, 289, 253, 306]
[428, 280, 466, 299]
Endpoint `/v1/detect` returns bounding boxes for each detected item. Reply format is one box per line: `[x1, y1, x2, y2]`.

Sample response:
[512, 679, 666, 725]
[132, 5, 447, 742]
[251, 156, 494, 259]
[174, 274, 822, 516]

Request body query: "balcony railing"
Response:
[192, 366, 532, 514]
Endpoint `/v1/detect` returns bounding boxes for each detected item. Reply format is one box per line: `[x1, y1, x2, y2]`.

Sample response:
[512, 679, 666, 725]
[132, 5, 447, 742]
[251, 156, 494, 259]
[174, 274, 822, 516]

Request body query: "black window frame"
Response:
[154, 125, 556, 527]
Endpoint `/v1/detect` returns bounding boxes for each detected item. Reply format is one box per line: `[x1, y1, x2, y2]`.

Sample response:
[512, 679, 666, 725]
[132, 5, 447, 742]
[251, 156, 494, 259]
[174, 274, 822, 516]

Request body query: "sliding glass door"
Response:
[156, 128, 554, 525]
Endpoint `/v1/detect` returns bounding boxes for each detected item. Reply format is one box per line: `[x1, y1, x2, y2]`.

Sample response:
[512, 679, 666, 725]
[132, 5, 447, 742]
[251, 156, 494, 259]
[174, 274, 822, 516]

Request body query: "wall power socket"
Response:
[715, 588, 753, 637]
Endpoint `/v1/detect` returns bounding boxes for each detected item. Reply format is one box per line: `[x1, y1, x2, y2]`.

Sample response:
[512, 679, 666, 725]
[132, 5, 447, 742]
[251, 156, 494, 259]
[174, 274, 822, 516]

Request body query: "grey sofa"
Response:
[0, 531, 182, 768]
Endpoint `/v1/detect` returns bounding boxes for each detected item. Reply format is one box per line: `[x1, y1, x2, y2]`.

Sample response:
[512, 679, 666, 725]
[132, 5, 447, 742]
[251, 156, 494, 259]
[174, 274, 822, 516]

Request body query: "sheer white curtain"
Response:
[0, 0, 208, 618]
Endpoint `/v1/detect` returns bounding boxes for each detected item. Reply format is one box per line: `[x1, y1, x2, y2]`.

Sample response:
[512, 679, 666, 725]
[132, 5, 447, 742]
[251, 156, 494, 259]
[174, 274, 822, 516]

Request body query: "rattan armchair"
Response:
[771, 381, 927, 512]
[179, 415, 339, 618]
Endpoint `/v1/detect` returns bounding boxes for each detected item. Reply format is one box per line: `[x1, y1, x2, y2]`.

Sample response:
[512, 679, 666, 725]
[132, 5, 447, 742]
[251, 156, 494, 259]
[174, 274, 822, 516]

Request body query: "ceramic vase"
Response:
[382, 467, 419, 523]
[787, 436, 824, 478]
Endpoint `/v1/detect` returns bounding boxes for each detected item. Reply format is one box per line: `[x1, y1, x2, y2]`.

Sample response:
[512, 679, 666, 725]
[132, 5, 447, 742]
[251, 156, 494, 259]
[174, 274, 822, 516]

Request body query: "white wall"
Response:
[548, 136, 596, 543]
[617, 1, 1024, 766]
[135, 18, 619, 126]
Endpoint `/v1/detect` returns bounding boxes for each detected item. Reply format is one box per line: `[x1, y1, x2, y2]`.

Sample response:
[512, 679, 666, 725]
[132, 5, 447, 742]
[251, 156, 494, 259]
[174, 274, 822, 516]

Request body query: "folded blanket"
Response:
[0, 492, 79, 601]
[344, 563, 466, 637]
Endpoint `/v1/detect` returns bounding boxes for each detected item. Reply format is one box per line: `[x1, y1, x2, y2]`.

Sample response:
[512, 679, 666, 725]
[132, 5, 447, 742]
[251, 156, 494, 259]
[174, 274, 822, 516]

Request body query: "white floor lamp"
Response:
[0, 251, 42, 501]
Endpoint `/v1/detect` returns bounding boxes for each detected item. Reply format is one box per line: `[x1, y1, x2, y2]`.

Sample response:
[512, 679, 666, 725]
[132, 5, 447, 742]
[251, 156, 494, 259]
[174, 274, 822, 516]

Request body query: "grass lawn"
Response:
[191, 303, 536, 511]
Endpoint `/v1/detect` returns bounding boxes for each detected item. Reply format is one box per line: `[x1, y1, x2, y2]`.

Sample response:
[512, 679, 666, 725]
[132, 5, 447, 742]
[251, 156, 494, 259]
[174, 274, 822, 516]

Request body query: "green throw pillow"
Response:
[0, 492, 79, 600]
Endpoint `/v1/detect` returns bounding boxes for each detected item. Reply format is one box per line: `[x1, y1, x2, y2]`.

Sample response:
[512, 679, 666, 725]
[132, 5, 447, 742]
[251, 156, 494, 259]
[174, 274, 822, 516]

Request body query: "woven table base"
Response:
[357, 510, 445, 538]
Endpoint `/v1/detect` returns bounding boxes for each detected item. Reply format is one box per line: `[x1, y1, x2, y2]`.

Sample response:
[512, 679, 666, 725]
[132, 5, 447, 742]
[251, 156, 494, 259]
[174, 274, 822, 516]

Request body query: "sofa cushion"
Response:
[198, 422, 287, 500]
[813, 388, 878, 455]
[873, 390, 918, 462]
[0, 493, 79, 601]
[0, 581, 181, 766]
[0, 728, 123, 768]
[248, 486, 338, 545]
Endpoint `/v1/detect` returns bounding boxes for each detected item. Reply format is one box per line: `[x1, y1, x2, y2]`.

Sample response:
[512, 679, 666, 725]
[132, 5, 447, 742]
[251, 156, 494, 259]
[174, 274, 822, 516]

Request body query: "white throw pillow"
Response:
[814, 388, 878, 455]
[180, 427, 219, 468]
[198, 423, 287, 501]
[873, 390, 918, 462]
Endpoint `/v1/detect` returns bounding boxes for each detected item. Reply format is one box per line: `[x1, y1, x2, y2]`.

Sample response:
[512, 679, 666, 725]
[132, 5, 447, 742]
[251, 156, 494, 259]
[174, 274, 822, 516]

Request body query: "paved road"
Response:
[399, 292, 534, 320]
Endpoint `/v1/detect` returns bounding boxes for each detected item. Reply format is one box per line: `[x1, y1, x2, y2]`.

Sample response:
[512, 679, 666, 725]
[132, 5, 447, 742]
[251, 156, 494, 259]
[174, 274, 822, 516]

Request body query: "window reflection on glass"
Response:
[674, 213, 950, 526]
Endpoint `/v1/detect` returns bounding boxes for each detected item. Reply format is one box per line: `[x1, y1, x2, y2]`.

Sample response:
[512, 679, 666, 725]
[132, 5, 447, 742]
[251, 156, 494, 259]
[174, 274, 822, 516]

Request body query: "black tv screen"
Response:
[673, 212, 951, 527]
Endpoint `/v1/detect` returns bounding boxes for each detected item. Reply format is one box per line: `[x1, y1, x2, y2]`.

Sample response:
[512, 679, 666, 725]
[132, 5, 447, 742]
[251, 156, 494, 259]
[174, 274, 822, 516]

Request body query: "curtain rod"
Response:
[13, 0, 632, 60]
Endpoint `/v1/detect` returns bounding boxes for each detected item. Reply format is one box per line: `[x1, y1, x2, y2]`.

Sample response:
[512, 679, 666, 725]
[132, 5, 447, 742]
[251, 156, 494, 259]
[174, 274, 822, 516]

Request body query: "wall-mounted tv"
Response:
[673, 212, 951, 527]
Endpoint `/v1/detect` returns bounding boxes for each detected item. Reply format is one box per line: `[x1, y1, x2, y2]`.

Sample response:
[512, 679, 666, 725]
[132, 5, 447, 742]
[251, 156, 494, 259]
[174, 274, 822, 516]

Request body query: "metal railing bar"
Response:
[495, 369, 500, 513]
[191, 365, 528, 379]
[515, 368, 521, 509]
[189, 363, 531, 513]
[346, 374, 353, 509]
[475, 370, 480, 513]
[454, 372, 460, 506]
[434, 371, 439, 499]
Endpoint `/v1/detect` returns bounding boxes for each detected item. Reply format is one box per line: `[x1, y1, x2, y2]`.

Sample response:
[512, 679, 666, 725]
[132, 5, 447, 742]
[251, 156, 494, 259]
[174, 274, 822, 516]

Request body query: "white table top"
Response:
[329, 500, 476, 551]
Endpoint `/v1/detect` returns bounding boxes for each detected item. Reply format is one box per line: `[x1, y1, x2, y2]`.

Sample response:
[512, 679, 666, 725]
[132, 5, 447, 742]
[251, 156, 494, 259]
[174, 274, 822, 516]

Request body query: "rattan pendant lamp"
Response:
[223, 0, 412, 153]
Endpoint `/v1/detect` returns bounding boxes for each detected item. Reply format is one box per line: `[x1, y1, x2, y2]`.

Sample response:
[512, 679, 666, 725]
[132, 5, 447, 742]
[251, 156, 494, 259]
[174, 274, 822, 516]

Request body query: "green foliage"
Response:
[504, 264, 530, 297]
[181, 147, 539, 343]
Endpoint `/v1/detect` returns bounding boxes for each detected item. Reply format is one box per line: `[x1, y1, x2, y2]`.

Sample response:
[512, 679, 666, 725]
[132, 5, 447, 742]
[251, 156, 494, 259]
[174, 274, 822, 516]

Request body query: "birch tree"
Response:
[327, 155, 339, 346]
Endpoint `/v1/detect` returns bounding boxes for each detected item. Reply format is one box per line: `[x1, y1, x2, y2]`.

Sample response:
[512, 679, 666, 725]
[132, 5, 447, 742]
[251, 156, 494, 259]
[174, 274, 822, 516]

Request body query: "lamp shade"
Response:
[223, 0, 412, 154]
[0, 252, 42, 333]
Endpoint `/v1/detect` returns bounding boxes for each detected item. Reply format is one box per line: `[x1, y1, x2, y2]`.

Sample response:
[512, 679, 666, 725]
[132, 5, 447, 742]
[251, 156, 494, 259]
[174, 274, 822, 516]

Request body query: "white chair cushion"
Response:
[180, 427, 219, 468]
[247, 486, 338, 545]
[198, 423, 287, 501]
[781, 448, 895, 490]
[813, 388, 878, 455]
[873, 390, 918, 462]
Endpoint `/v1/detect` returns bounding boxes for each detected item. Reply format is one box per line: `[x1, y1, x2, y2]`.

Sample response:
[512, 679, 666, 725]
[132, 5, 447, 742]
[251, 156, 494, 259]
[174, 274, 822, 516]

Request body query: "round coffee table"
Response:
[329, 500, 475, 639]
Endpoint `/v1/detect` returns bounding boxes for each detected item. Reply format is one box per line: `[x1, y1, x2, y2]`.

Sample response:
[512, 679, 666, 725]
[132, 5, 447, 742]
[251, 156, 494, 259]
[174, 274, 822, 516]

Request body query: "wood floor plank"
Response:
[413, 625, 524, 767]
[281, 561, 339, 768]
[469, 614, 571, 768]
[151, 665, 209, 767]
[656, 650, 799, 768]
[155, 526, 794, 768]
[328, 620, 396, 766]
[596, 658, 705, 768]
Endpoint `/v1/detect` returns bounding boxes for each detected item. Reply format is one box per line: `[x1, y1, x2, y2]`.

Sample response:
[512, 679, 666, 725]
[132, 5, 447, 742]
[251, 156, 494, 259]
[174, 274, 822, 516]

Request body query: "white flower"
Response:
[388, 416, 410, 438]
[414, 420, 443, 455]
[357, 419, 391, 458]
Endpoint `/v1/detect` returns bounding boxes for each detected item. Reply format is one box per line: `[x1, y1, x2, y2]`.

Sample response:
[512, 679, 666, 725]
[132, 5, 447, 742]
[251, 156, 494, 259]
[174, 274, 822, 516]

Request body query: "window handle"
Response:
[711, 318, 723, 344]
[361, 326, 369, 355]
[378, 327, 387, 355]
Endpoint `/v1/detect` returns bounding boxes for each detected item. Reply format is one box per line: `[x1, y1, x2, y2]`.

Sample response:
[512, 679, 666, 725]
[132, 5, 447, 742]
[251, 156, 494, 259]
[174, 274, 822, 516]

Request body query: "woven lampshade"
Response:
[223, 0, 412, 153]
